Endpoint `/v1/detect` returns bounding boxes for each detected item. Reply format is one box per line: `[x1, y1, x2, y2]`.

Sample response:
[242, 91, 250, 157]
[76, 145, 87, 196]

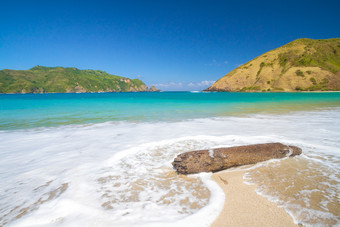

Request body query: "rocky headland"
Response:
[0, 66, 159, 94]
[205, 38, 340, 92]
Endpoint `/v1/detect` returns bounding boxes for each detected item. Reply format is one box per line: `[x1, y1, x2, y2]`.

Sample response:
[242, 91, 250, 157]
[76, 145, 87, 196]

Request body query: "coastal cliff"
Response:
[205, 38, 340, 92]
[0, 66, 157, 93]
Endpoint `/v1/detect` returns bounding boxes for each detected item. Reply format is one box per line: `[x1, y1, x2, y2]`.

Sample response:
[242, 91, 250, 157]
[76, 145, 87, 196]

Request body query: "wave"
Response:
[1, 109, 339, 226]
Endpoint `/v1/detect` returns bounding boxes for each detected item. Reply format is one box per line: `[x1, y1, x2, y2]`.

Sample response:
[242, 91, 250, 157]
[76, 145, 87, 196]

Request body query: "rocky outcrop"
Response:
[149, 86, 160, 92]
[74, 85, 87, 93]
[172, 143, 302, 174]
[120, 78, 131, 83]
[138, 84, 148, 91]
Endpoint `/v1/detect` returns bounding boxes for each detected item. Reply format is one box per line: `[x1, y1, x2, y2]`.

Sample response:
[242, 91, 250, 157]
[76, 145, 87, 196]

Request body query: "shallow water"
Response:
[0, 92, 339, 226]
[1, 92, 340, 130]
[245, 157, 340, 226]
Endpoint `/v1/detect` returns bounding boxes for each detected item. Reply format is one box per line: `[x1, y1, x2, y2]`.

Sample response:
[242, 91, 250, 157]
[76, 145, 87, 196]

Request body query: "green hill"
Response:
[205, 38, 340, 92]
[0, 66, 150, 93]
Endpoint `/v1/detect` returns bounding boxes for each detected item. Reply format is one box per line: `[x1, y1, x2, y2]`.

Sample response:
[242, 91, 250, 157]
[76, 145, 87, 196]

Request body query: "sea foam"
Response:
[0, 108, 339, 226]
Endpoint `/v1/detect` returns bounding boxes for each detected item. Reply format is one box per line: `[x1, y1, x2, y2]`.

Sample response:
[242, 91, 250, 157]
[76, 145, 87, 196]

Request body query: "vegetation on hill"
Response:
[0, 66, 151, 93]
[205, 38, 340, 92]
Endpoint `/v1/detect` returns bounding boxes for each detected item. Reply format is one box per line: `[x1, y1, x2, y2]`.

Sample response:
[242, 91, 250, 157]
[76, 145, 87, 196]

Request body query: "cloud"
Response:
[188, 80, 215, 87]
[205, 59, 220, 66]
[205, 59, 228, 66]
[153, 81, 215, 91]
[154, 82, 183, 88]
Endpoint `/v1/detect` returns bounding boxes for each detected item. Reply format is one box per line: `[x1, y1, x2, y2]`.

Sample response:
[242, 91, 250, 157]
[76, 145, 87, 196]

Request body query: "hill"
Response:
[0, 66, 151, 93]
[205, 38, 340, 92]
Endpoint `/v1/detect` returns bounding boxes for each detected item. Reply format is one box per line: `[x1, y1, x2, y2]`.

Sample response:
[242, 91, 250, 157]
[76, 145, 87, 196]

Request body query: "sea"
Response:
[0, 92, 339, 226]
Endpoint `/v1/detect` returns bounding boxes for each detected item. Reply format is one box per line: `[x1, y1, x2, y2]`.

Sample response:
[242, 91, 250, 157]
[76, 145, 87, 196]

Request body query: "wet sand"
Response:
[211, 169, 297, 227]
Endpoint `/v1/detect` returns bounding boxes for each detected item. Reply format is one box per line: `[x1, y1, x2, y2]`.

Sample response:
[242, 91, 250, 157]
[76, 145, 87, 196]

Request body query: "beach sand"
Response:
[211, 169, 298, 227]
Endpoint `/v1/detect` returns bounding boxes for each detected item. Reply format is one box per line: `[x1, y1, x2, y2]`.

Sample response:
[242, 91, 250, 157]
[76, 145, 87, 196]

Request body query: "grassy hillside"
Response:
[205, 38, 340, 92]
[0, 66, 149, 93]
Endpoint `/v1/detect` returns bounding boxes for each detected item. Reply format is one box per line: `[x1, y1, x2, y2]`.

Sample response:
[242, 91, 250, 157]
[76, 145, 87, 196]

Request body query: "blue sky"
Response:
[1, 0, 339, 91]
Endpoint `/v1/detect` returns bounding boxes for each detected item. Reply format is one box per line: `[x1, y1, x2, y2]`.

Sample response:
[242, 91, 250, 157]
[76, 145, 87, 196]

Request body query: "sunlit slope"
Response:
[0, 66, 149, 93]
[205, 38, 340, 92]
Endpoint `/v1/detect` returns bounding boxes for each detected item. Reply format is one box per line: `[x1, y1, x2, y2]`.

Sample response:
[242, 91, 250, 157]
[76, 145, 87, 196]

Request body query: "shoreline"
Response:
[1, 90, 340, 95]
[210, 169, 297, 227]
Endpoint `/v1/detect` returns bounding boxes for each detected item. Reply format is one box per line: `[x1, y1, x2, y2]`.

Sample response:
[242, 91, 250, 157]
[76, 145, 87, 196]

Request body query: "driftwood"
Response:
[172, 143, 302, 174]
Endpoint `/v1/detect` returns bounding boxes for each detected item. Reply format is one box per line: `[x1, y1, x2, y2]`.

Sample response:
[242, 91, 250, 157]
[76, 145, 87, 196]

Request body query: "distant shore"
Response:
[0, 91, 158, 95]
[1, 90, 340, 95]
[203, 90, 340, 93]
[211, 169, 297, 227]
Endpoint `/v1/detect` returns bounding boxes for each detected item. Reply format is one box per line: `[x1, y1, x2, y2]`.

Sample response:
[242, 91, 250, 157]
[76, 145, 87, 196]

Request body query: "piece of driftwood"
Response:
[172, 143, 302, 174]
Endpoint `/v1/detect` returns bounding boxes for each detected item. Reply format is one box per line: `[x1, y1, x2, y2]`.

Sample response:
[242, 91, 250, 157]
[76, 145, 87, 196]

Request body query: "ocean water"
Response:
[0, 92, 339, 226]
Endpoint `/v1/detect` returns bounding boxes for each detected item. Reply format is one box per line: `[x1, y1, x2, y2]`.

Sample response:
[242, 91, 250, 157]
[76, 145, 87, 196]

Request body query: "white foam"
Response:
[1, 108, 340, 226]
[208, 149, 214, 158]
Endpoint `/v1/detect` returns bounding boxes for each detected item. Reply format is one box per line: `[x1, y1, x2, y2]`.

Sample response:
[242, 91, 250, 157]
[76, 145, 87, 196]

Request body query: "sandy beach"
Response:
[211, 169, 298, 227]
[2, 93, 339, 226]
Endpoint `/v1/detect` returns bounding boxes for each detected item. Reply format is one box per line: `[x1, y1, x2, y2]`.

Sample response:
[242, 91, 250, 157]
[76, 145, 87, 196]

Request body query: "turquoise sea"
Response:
[0, 92, 339, 226]
[1, 92, 340, 130]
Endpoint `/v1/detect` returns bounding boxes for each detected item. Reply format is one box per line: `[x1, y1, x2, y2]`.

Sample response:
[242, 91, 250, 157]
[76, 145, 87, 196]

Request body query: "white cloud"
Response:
[205, 59, 220, 66]
[189, 80, 215, 87]
[205, 59, 228, 66]
[154, 82, 183, 88]
[153, 81, 215, 91]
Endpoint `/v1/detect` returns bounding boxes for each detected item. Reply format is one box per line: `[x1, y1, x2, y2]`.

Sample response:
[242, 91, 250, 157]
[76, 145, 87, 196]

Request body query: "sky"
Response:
[0, 0, 339, 91]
